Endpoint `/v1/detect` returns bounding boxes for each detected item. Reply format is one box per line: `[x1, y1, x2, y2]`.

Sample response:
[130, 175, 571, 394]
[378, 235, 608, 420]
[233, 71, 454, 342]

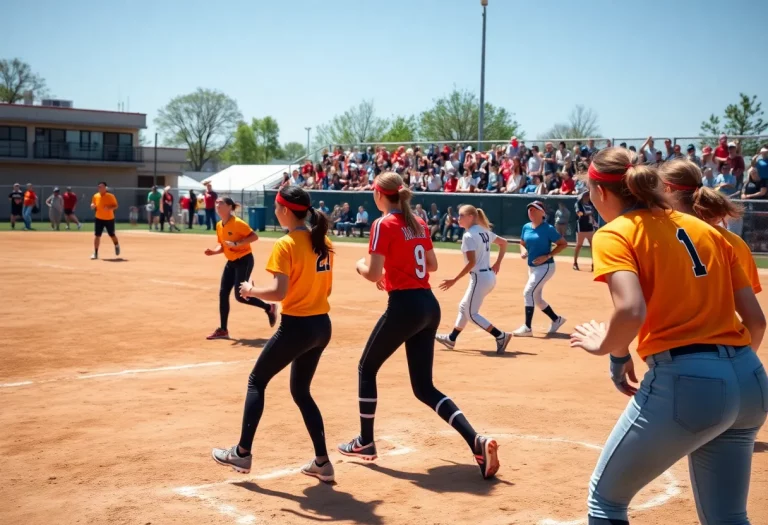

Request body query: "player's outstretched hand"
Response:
[204, 248, 216, 256]
[375, 279, 386, 291]
[239, 280, 253, 297]
[520, 250, 528, 259]
[569, 320, 607, 354]
[492, 261, 501, 274]
[439, 278, 457, 291]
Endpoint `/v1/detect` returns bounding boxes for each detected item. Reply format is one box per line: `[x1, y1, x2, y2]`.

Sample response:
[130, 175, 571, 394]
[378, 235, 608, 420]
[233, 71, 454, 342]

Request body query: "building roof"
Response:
[0, 103, 146, 116]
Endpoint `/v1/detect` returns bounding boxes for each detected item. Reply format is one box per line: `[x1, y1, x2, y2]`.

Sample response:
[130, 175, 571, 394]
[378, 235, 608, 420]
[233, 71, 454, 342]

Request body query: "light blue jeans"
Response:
[22, 205, 33, 229]
[588, 345, 768, 524]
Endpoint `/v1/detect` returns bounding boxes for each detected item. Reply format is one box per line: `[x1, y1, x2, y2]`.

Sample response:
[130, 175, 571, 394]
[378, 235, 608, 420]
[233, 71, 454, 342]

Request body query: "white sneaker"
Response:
[512, 325, 532, 337]
[435, 334, 455, 350]
[90, 253, 98, 260]
[77, 223, 82, 230]
[495, 332, 512, 354]
[548, 317, 566, 334]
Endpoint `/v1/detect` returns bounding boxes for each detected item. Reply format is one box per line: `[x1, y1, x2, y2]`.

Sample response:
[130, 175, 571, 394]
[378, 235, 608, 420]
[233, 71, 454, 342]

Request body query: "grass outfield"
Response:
[8, 220, 768, 268]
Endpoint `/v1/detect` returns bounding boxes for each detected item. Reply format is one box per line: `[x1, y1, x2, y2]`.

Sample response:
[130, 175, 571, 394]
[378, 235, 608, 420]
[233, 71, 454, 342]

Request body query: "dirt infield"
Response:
[1, 230, 766, 525]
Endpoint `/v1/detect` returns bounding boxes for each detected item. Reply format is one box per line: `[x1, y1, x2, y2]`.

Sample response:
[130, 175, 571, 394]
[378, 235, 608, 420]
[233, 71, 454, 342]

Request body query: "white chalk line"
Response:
[173, 436, 414, 525]
[150, 279, 214, 290]
[0, 360, 249, 389]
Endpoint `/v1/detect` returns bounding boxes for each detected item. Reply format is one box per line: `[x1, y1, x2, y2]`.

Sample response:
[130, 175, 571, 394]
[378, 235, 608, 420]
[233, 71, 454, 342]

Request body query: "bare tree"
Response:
[314, 100, 389, 148]
[540, 105, 601, 140]
[0, 58, 48, 103]
[155, 88, 242, 171]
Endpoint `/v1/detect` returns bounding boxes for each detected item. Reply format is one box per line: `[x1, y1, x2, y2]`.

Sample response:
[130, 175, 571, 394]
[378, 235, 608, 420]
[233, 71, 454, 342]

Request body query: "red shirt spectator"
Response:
[560, 177, 576, 194]
[62, 190, 77, 210]
[180, 196, 190, 209]
[369, 213, 432, 291]
[23, 189, 36, 206]
[302, 161, 313, 175]
[714, 135, 729, 162]
[203, 188, 217, 210]
[444, 175, 458, 193]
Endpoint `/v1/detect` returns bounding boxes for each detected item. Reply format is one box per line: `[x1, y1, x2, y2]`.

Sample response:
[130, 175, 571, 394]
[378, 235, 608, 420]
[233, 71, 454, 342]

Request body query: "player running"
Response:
[8, 183, 23, 229]
[204, 197, 277, 340]
[211, 186, 336, 482]
[570, 147, 766, 525]
[90, 182, 121, 259]
[337, 171, 500, 480]
[573, 191, 596, 271]
[435, 204, 512, 354]
[512, 201, 567, 337]
[62, 187, 82, 230]
[660, 159, 761, 294]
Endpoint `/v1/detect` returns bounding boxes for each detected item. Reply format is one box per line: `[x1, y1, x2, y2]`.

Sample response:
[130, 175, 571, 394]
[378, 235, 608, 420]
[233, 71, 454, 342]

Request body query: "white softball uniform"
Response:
[455, 225, 497, 331]
[523, 262, 555, 309]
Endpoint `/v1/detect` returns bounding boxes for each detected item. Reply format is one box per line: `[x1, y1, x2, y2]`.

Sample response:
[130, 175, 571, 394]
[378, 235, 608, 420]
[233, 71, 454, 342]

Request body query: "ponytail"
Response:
[692, 186, 743, 224]
[476, 208, 492, 229]
[398, 186, 424, 237]
[588, 147, 672, 211]
[659, 159, 741, 224]
[375, 171, 424, 237]
[308, 207, 331, 260]
[624, 164, 672, 211]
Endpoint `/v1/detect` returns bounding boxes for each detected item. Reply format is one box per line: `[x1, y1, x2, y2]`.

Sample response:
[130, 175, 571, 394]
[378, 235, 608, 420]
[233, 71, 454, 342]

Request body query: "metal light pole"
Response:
[305, 127, 312, 161]
[153, 132, 158, 186]
[478, 0, 488, 151]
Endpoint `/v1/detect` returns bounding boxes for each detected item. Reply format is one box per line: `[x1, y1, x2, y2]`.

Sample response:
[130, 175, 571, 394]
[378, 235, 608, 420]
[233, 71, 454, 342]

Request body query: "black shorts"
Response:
[163, 207, 173, 219]
[64, 208, 74, 216]
[577, 222, 594, 233]
[94, 218, 116, 237]
[11, 206, 22, 217]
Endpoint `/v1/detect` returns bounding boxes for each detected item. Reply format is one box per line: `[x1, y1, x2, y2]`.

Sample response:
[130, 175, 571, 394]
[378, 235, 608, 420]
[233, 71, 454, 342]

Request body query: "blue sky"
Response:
[4, 0, 768, 147]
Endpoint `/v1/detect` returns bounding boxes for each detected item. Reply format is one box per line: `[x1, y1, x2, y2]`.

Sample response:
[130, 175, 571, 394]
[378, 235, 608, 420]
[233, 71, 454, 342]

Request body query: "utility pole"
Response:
[478, 0, 488, 151]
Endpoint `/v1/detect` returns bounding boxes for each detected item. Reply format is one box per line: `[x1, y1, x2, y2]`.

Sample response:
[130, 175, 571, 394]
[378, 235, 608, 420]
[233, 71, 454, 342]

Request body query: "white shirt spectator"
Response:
[356, 210, 369, 223]
[556, 149, 571, 164]
[527, 155, 542, 175]
[458, 174, 477, 191]
[506, 174, 525, 193]
[427, 173, 443, 191]
[410, 172, 424, 190]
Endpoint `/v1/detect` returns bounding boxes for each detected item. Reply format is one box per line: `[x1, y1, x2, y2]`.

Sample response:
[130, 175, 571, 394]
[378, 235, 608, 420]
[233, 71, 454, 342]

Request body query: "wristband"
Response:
[610, 353, 632, 364]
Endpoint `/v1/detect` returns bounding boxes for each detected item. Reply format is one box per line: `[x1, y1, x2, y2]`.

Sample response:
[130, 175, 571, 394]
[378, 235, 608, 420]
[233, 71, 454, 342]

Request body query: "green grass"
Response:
[6, 220, 768, 268]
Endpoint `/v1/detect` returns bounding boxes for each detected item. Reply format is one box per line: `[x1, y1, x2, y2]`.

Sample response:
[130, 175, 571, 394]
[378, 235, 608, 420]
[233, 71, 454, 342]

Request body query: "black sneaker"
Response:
[337, 436, 377, 461]
[266, 303, 278, 328]
[474, 435, 500, 479]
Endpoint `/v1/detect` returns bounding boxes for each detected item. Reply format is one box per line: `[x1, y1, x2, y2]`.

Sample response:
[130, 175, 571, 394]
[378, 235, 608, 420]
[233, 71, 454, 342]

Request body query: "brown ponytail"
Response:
[587, 147, 672, 211]
[375, 171, 424, 237]
[278, 185, 332, 259]
[659, 159, 743, 224]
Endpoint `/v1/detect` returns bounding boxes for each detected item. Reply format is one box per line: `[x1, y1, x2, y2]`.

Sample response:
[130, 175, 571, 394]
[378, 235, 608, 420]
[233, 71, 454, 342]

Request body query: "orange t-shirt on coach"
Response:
[91, 192, 118, 221]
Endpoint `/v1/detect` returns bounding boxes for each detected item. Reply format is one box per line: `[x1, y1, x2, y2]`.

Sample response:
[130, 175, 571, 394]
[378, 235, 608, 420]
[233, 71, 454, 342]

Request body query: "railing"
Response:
[33, 142, 143, 163]
[0, 141, 28, 158]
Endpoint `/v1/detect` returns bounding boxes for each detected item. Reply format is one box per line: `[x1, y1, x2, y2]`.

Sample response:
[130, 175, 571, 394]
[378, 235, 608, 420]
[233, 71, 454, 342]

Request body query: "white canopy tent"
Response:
[177, 174, 206, 191]
[203, 164, 291, 192]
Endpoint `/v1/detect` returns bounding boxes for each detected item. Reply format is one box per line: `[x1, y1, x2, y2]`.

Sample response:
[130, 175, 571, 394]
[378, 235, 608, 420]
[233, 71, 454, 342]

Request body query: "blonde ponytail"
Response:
[375, 171, 424, 237]
[589, 147, 672, 211]
[660, 159, 743, 224]
[476, 208, 492, 229]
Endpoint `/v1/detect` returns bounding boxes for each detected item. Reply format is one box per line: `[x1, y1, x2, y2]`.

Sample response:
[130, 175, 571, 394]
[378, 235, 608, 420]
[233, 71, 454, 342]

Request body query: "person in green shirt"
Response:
[147, 185, 162, 231]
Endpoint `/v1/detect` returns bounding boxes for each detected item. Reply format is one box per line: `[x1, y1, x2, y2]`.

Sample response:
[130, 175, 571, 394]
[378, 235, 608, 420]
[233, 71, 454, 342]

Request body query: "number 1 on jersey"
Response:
[676, 228, 707, 277]
[414, 245, 426, 278]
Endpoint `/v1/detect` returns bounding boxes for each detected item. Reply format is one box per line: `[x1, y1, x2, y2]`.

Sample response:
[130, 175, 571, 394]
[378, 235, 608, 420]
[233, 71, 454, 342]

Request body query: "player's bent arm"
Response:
[599, 271, 647, 357]
[425, 249, 438, 272]
[451, 250, 476, 282]
[550, 237, 567, 257]
[242, 231, 259, 244]
[243, 272, 288, 302]
[519, 239, 528, 259]
[358, 253, 385, 282]
[492, 237, 508, 266]
[734, 286, 766, 350]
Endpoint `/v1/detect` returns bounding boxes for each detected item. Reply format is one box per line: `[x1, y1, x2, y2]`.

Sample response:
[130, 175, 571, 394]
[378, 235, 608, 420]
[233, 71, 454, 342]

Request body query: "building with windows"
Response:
[0, 100, 189, 220]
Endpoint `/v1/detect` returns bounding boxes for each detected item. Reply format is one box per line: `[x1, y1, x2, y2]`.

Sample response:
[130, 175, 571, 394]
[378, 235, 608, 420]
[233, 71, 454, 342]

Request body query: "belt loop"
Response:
[651, 351, 672, 365]
[716, 345, 731, 358]
[727, 345, 737, 357]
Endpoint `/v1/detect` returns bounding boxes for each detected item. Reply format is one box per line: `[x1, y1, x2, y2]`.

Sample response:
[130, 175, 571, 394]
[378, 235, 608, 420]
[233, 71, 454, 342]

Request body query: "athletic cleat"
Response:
[512, 325, 533, 337]
[301, 459, 335, 483]
[266, 303, 278, 328]
[90, 253, 98, 260]
[548, 316, 566, 335]
[435, 334, 455, 350]
[474, 436, 500, 479]
[115, 245, 121, 257]
[337, 436, 378, 461]
[207, 328, 229, 340]
[495, 332, 512, 354]
[211, 445, 252, 473]
[77, 223, 82, 230]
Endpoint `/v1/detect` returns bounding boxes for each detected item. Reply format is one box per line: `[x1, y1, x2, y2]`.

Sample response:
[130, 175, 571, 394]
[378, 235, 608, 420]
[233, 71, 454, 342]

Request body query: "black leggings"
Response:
[357, 289, 477, 450]
[219, 253, 268, 330]
[238, 314, 332, 456]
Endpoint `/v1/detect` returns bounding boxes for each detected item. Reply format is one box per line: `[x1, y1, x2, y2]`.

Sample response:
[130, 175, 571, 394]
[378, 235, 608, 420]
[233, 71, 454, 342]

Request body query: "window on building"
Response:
[0, 125, 28, 157]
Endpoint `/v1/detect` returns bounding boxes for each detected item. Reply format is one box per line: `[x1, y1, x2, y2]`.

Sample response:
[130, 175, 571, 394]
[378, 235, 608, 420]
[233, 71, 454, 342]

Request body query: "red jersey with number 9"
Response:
[369, 212, 432, 292]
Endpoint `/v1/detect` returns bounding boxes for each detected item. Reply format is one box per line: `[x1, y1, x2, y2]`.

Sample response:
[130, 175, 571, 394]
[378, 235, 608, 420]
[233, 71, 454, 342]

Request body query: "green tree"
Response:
[314, 100, 389, 148]
[222, 121, 260, 164]
[252, 116, 281, 163]
[540, 105, 601, 140]
[419, 88, 522, 143]
[282, 141, 307, 161]
[155, 88, 242, 171]
[380, 115, 418, 143]
[0, 58, 48, 103]
[701, 94, 767, 154]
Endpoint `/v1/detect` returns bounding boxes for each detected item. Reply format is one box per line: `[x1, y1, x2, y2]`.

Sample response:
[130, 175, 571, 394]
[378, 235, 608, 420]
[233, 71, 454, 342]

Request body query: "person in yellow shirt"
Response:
[569, 147, 767, 525]
[90, 182, 120, 260]
[211, 186, 335, 483]
[204, 197, 276, 340]
[660, 158, 761, 294]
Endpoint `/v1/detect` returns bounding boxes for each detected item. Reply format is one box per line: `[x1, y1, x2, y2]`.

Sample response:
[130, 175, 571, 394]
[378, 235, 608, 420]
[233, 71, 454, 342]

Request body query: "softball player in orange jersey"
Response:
[570, 147, 767, 525]
[660, 159, 761, 295]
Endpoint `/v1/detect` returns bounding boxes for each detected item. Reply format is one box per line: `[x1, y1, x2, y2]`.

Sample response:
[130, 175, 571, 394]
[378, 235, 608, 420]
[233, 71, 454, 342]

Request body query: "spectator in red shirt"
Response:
[62, 186, 82, 230]
[203, 182, 218, 230]
[727, 141, 746, 183]
[714, 134, 729, 164]
[443, 170, 458, 193]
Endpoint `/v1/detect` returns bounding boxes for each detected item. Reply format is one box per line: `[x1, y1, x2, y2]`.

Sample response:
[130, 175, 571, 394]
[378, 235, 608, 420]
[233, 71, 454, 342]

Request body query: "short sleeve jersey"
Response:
[592, 210, 751, 358]
[461, 225, 497, 271]
[216, 216, 254, 261]
[265, 230, 332, 316]
[91, 192, 118, 220]
[521, 222, 562, 267]
[369, 213, 433, 292]
[715, 225, 761, 294]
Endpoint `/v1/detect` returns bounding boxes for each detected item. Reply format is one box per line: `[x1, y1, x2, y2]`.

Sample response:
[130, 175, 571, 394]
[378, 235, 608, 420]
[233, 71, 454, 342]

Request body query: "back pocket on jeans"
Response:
[756, 366, 768, 413]
[674, 376, 726, 433]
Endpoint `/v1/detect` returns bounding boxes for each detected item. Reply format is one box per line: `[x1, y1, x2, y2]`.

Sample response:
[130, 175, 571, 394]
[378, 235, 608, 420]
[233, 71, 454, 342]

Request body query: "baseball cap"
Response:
[527, 201, 545, 212]
[702, 146, 713, 155]
[66, 186, 71, 190]
[728, 142, 737, 148]
[53, 187, 60, 192]
[687, 144, 695, 151]
[760, 147, 768, 154]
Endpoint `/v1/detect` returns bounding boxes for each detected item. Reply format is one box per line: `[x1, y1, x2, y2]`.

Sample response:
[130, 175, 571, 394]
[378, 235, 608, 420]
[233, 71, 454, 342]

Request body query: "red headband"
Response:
[276, 193, 309, 212]
[664, 181, 698, 192]
[588, 163, 632, 183]
[373, 182, 401, 196]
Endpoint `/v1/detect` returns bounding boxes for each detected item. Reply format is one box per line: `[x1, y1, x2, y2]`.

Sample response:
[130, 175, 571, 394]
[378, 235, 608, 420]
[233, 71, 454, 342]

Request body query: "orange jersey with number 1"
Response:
[592, 210, 751, 359]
